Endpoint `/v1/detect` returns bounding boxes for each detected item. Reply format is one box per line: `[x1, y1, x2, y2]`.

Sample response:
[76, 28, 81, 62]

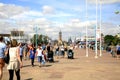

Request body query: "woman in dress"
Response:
[7, 39, 23, 80]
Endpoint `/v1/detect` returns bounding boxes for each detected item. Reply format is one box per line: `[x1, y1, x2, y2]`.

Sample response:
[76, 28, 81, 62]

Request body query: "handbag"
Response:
[4, 48, 10, 64]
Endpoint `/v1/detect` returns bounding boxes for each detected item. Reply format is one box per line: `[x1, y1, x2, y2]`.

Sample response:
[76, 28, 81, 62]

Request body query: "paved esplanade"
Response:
[3, 48, 120, 80]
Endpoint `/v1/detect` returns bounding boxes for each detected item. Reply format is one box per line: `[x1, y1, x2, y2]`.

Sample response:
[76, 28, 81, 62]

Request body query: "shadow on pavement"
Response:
[44, 64, 52, 67]
[23, 65, 37, 67]
[24, 78, 33, 80]
[52, 60, 59, 63]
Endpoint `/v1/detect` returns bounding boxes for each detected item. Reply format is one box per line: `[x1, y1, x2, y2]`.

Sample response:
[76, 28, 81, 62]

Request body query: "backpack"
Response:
[4, 48, 10, 64]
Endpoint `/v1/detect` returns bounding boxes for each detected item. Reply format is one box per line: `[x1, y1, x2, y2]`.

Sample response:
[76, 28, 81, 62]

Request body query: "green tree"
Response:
[104, 35, 114, 46]
[30, 34, 39, 47]
[38, 34, 43, 44]
[42, 35, 48, 44]
[104, 35, 120, 46]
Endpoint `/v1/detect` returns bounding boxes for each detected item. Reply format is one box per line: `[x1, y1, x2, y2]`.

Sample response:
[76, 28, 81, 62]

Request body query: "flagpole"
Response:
[85, 0, 88, 57]
[99, 0, 102, 56]
[95, 0, 98, 58]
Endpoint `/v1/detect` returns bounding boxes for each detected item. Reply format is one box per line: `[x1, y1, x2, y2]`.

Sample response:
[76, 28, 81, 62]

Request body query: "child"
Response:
[41, 50, 46, 66]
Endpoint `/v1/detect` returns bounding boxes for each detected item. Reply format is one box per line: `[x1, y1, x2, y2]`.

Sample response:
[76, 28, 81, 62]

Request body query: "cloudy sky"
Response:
[0, 0, 120, 41]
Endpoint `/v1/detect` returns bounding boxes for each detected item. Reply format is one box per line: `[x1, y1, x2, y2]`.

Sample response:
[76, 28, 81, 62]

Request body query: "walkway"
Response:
[3, 48, 120, 80]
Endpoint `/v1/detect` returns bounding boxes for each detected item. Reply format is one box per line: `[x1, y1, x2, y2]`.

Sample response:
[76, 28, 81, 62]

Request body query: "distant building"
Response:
[58, 30, 63, 45]
[0, 30, 30, 43]
[10, 30, 29, 43]
[0, 34, 11, 37]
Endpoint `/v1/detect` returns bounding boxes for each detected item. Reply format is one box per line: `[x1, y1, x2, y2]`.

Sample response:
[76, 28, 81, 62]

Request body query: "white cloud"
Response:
[42, 5, 54, 15]
[0, 12, 8, 19]
[0, 3, 28, 19]
[88, 0, 120, 4]
[0, 1, 119, 41]
[11, 11, 43, 20]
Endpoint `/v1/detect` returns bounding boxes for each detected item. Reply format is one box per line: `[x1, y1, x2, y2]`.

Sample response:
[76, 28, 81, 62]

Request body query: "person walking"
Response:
[116, 44, 120, 59]
[29, 44, 36, 67]
[7, 39, 23, 80]
[47, 47, 54, 62]
[23, 43, 28, 60]
[36, 44, 43, 67]
[55, 44, 59, 59]
[64, 44, 68, 58]
[110, 44, 116, 58]
[0, 36, 7, 80]
[41, 50, 46, 66]
[60, 45, 65, 58]
[18, 43, 23, 61]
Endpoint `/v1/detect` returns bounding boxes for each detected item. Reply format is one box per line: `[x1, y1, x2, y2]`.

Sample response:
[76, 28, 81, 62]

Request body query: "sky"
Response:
[0, 0, 120, 41]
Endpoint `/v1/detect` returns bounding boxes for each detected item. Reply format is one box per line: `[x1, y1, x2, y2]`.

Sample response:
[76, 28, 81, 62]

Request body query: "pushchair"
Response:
[47, 51, 54, 62]
[67, 49, 74, 59]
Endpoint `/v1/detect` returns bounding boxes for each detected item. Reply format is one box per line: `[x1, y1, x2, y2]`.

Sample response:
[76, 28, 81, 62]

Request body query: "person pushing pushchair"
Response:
[67, 44, 74, 59]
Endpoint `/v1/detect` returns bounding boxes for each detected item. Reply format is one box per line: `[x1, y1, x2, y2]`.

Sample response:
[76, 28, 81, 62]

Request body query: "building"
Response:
[0, 34, 11, 38]
[58, 30, 63, 45]
[0, 30, 30, 43]
[10, 30, 29, 43]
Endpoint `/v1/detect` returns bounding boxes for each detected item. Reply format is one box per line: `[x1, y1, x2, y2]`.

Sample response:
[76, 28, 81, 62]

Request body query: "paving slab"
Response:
[3, 48, 120, 80]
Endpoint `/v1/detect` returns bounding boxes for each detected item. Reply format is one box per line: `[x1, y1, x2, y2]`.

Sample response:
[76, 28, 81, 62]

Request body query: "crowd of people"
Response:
[1, 35, 120, 80]
[0, 36, 75, 80]
[107, 44, 120, 59]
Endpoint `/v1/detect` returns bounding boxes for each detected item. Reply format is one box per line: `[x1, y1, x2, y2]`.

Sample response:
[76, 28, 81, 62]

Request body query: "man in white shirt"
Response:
[36, 44, 43, 67]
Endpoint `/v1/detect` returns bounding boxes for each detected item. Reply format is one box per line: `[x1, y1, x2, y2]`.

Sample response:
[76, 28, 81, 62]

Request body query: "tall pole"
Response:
[19, 30, 20, 43]
[99, 0, 102, 56]
[35, 26, 37, 48]
[95, 0, 98, 58]
[33, 26, 40, 48]
[85, 0, 88, 57]
[19, 23, 21, 43]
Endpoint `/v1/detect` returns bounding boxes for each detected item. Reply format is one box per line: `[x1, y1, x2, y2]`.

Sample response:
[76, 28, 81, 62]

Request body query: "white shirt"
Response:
[36, 48, 42, 56]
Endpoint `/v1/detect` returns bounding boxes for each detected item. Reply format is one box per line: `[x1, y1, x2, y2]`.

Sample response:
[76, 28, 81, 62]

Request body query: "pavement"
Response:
[3, 48, 120, 80]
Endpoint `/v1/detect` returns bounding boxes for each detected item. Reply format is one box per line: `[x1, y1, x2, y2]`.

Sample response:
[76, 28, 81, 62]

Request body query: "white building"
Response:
[10, 30, 30, 43]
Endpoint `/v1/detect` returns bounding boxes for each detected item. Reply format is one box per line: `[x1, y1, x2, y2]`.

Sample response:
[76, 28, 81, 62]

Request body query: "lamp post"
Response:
[99, 0, 102, 57]
[19, 29, 20, 43]
[85, 0, 88, 57]
[33, 25, 40, 48]
[95, 0, 98, 58]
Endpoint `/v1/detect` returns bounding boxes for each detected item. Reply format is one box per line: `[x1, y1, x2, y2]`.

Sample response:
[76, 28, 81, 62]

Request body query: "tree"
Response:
[104, 35, 120, 46]
[104, 35, 114, 46]
[115, 10, 119, 14]
[42, 35, 48, 44]
[38, 34, 43, 44]
[31, 34, 49, 46]
[30, 34, 39, 46]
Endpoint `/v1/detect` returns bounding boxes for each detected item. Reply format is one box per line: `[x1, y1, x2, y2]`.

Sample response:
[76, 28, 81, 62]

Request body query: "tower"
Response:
[58, 30, 62, 45]
[59, 30, 62, 41]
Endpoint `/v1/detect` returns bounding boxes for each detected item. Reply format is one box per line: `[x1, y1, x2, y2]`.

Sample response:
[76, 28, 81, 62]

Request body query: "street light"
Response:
[99, 0, 102, 57]
[33, 25, 40, 48]
[85, 0, 88, 57]
[95, 0, 98, 58]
